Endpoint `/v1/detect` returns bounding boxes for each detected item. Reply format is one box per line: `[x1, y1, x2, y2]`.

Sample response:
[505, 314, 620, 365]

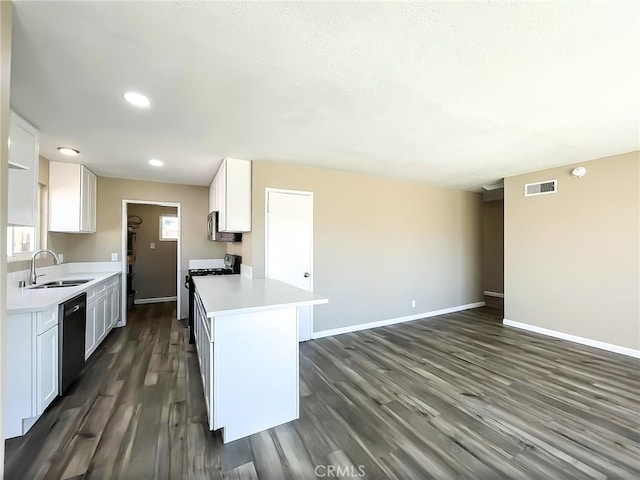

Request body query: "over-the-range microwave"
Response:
[207, 211, 241, 242]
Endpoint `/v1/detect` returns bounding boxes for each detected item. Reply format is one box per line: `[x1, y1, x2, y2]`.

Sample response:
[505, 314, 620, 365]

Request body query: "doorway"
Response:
[265, 189, 314, 341]
[120, 200, 181, 326]
[482, 195, 504, 317]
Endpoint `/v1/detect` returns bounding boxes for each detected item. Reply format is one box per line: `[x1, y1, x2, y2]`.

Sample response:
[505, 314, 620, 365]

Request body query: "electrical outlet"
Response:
[411, 300, 416, 308]
[150, 243, 156, 249]
[58, 253, 64, 264]
[111, 253, 118, 261]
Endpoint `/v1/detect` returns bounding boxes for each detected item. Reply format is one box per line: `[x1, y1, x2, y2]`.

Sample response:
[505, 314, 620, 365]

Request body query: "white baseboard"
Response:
[484, 291, 504, 298]
[312, 302, 486, 340]
[134, 296, 177, 305]
[503, 319, 640, 359]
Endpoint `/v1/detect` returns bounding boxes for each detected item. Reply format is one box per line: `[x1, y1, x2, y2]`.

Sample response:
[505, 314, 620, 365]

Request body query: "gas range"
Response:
[186, 254, 241, 281]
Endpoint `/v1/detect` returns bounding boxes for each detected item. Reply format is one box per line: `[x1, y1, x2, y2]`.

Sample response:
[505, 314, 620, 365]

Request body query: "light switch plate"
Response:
[111, 253, 118, 261]
[150, 243, 156, 249]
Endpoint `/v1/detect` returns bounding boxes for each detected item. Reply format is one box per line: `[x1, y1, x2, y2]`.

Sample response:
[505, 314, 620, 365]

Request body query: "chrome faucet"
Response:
[30, 249, 61, 285]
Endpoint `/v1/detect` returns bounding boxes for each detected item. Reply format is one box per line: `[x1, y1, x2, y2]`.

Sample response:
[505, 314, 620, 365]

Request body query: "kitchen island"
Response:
[192, 275, 328, 443]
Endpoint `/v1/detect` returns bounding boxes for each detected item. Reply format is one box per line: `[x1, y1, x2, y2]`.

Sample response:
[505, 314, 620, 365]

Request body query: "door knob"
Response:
[304, 272, 310, 278]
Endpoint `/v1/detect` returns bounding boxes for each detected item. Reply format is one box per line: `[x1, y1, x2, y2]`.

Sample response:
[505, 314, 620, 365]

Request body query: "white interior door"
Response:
[266, 190, 313, 341]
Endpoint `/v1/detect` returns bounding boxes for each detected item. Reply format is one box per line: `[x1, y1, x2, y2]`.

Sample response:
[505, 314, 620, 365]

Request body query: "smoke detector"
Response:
[571, 167, 587, 178]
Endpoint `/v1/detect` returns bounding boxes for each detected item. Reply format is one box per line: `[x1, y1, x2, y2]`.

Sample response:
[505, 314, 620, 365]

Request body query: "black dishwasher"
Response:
[59, 293, 87, 395]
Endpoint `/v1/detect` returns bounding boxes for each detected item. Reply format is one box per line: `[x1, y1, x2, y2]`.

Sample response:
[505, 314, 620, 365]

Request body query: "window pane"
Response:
[160, 216, 178, 240]
[12, 226, 36, 254]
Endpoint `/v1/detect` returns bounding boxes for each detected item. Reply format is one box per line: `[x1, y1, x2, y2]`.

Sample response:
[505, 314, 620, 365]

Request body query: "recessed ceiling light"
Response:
[149, 159, 163, 167]
[57, 147, 80, 156]
[123, 91, 151, 108]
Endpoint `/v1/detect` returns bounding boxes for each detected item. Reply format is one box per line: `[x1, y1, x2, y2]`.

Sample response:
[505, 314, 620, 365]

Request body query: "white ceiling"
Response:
[10, 1, 639, 190]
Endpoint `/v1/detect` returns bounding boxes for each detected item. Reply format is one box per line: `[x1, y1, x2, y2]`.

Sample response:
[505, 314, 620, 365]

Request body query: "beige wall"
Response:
[482, 199, 504, 294]
[127, 203, 178, 300]
[235, 160, 483, 333]
[504, 151, 640, 350]
[225, 235, 246, 263]
[1, 1, 12, 470]
[65, 177, 226, 318]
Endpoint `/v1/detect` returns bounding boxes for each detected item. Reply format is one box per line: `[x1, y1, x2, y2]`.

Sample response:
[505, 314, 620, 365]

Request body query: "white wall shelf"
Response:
[8, 111, 39, 226]
[8, 160, 29, 170]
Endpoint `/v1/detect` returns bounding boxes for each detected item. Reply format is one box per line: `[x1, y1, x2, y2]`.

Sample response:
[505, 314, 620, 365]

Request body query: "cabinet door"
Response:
[105, 289, 113, 331]
[197, 311, 210, 421]
[36, 326, 59, 414]
[209, 178, 217, 214]
[85, 301, 96, 359]
[88, 170, 97, 232]
[80, 167, 97, 233]
[209, 341, 215, 430]
[224, 158, 252, 232]
[8, 112, 39, 226]
[216, 161, 227, 230]
[111, 285, 121, 326]
[5, 313, 36, 438]
[94, 295, 107, 344]
[49, 162, 81, 232]
[89, 172, 98, 233]
[194, 294, 214, 429]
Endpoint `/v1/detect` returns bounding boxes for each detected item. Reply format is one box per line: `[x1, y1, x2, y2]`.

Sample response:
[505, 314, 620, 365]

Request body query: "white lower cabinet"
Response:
[5, 309, 59, 439]
[191, 288, 300, 443]
[85, 275, 121, 360]
[5, 273, 123, 439]
[36, 326, 59, 415]
[194, 291, 215, 430]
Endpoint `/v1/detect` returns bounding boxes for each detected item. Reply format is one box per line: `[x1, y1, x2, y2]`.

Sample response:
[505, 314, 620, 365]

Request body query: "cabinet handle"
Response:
[304, 272, 310, 278]
[69, 305, 80, 314]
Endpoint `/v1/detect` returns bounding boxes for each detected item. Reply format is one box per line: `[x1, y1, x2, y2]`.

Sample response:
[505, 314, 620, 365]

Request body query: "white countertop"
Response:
[193, 275, 328, 317]
[7, 264, 121, 313]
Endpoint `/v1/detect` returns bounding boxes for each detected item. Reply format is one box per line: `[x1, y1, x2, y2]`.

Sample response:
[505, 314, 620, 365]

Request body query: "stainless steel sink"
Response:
[30, 279, 93, 289]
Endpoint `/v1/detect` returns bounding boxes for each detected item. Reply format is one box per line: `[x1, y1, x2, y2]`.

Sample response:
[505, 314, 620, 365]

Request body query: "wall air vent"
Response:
[524, 179, 557, 197]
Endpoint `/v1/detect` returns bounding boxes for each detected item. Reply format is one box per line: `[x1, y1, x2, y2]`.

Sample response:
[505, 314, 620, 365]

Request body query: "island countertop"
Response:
[193, 275, 328, 317]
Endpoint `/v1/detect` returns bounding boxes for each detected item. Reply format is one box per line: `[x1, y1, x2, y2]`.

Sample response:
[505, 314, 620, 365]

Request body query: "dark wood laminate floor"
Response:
[4, 302, 639, 479]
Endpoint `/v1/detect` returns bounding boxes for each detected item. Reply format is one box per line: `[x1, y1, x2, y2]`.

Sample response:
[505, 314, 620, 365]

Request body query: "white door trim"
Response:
[264, 188, 314, 339]
[121, 199, 182, 326]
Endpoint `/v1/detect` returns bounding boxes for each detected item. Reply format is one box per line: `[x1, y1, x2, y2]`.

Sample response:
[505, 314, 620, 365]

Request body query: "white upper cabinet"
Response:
[208, 158, 251, 232]
[49, 162, 97, 233]
[7, 112, 39, 226]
